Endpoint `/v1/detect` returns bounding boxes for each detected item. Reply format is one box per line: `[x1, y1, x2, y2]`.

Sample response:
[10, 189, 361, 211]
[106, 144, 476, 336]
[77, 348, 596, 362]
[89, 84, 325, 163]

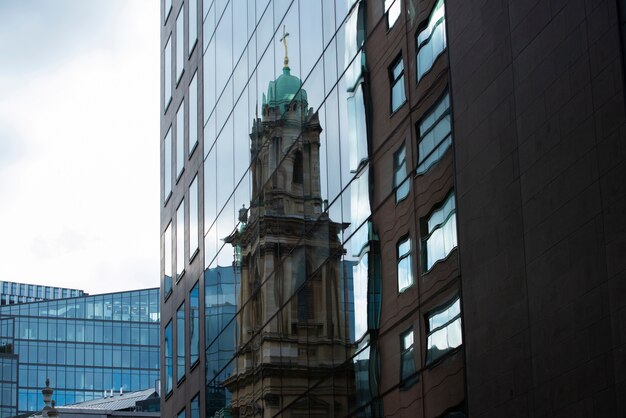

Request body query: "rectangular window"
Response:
[163, 223, 173, 298]
[176, 199, 185, 280]
[385, 0, 401, 28]
[164, 35, 172, 111]
[394, 145, 409, 202]
[417, 92, 451, 174]
[176, 303, 185, 382]
[426, 296, 462, 365]
[189, 0, 198, 55]
[190, 393, 200, 418]
[400, 329, 417, 388]
[164, 320, 173, 395]
[189, 175, 199, 259]
[397, 237, 412, 292]
[416, 0, 447, 82]
[189, 282, 199, 365]
[390, 58, 406, 112]
[178, 409, 186, 418]
[423, 192, 457, 271]
[188, 71, 198, 155]
[176, 100, 185, 179]
[176, 6, 184, 83]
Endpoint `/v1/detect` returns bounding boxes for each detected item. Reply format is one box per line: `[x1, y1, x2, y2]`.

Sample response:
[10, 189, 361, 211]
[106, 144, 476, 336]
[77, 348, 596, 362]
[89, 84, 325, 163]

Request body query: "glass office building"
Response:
[0, 288, 160, 416]
[0, 281, 84, 306]
[161, 0, 385, 416]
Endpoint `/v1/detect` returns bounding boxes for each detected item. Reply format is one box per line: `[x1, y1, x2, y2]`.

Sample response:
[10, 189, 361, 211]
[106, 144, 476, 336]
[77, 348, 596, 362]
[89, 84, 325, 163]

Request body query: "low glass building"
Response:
[0, 280, 84, 306]
[0, 288, 160, 416]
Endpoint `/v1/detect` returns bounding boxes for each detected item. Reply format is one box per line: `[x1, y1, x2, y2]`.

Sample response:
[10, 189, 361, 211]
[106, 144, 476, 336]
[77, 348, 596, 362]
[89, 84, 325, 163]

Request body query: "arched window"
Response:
[293, 150, 303, 184]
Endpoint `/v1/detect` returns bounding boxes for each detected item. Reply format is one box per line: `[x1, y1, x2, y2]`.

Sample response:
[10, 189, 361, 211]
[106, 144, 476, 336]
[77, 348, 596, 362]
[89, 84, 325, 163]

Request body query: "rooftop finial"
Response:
[279, 25, 290, 68]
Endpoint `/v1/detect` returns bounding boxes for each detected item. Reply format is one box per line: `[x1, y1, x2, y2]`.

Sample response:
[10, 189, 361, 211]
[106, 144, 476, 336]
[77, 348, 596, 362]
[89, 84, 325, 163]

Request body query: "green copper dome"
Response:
[264, 67, 308, 112]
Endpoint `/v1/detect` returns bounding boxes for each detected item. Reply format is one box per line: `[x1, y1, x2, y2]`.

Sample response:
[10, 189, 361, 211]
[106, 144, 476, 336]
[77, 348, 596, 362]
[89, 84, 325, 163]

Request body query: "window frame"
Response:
[176, 302, 186, 383]
[164, 320, 173, 396]
[416, 90, 452, 175]
[397, 236, 413, 293]
[385, 0, 401, 29]
[425, 295, 462, 366]
[176, 198, 185, 282]
[400, 328, 418, 388]
[415, 0, 447, 82]
[390, 56, 406, 113]
[421, 191, 457, 272]
[393, 144, 409, 202]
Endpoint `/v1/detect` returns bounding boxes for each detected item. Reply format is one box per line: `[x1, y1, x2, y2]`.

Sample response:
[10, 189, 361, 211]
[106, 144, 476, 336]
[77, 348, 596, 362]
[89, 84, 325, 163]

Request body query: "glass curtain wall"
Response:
[197, 0, 381, 416]
[0, 289, 160, 415]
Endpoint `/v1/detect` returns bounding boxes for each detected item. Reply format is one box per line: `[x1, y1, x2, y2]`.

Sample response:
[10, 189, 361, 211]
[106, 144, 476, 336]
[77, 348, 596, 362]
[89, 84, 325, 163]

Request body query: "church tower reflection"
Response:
[224, 28, 355, 418]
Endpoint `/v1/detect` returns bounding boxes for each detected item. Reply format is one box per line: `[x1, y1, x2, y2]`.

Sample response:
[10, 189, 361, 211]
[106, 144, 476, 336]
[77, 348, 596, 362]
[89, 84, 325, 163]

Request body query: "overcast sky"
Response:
[0, 0, 160, 294]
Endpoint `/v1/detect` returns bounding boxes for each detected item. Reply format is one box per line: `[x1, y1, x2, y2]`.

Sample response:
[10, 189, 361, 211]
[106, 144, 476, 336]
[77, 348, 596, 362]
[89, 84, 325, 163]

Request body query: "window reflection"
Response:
[176, 303, 185, 382]
[176, 6, 184, 83]
[397, 237, 413, 292]
[176, 199, 185, 280]
[417, 92, 452, 174]
[164, 35, 172, 111]
[189, 175, 199, 258]
[416, 0, 447, 82]
[423, 192, 457, 271]
[390, 58, 406, 112]
[426, 296, 462, 365]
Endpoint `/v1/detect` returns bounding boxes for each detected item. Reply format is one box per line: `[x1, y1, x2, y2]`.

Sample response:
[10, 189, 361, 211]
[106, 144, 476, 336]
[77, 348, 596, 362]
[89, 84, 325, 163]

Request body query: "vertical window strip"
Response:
[176, 199, 185, 280]
[189, 175, 199, 259]
[416, 0, 447, 82]
[164, 127, 172, 202]
[164, 321, 173, 394]
[176, 303, 185, 382]
[189, 283, 199, 365]
[176, 100, 185, 179]
[176, 6, 184, 83]
[188, 72, 198, 155]
[164, 223, 173, 298]
[164, 35, 172, 111]
[189, 0, 198, 55]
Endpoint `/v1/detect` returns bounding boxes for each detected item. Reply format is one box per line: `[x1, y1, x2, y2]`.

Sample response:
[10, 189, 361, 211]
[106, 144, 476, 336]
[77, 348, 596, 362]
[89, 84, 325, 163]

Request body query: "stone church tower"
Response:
[223, 33, 354, 418]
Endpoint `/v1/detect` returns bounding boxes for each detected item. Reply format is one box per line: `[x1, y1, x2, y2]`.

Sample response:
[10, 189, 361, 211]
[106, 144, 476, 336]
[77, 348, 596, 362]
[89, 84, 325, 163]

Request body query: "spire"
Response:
[279, 25, 290, 68]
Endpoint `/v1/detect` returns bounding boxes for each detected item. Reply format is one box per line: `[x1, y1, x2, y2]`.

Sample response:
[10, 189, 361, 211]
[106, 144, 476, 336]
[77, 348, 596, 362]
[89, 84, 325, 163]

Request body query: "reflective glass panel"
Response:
[417, 92, 451, 174]
[189, 282, 199, 365]
[164, 127, 172, 202]
[189, 0, 198, 54]
[164, 35, 172, 110]
[424, 192, 457, 270]
[176, 100, 185, 179]
[426, 297, 462, 365]
[176, 199, 185, 279]
[164, 321, 173, 394]
[391, 58, 405, 112]
[176, 6, 184, 82]
[394, 144, 409, 201]
[385, 0, 401, 28]
[189, 71, 198, 155]
[189, 175, 199, 258]
[397, 237, 412, 292]
[164, 222, 172, 297]
[176, 303, 185, 382]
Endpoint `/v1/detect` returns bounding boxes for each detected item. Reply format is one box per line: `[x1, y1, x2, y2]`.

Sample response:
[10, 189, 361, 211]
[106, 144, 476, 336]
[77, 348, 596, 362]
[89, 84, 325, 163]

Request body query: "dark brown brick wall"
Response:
[448, 0, 626, 415]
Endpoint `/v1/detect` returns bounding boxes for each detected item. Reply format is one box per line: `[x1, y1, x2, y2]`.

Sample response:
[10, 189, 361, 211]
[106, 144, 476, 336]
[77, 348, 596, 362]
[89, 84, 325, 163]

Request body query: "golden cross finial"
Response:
[279, 25, 290, 68]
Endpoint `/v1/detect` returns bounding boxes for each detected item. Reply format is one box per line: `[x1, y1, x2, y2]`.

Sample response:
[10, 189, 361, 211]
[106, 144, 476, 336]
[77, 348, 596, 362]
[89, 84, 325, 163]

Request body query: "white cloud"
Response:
[0, 0, 160, 294]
